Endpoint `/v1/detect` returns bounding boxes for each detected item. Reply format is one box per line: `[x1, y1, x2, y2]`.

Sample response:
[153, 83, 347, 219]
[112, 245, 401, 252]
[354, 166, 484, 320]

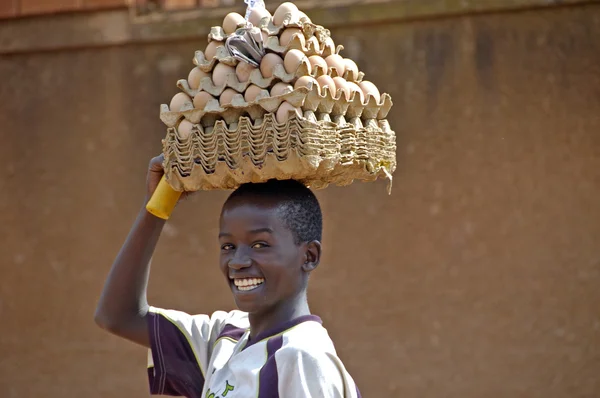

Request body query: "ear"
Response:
[301, 240, 321, 273]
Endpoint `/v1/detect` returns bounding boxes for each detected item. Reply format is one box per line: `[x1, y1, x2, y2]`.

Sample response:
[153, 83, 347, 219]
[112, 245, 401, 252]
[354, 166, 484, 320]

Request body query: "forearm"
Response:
[94, 204, 165, 340]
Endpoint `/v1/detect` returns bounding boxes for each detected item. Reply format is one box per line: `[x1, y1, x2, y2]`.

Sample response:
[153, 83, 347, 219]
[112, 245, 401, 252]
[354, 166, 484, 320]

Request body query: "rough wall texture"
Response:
[0, 3, 600, 398]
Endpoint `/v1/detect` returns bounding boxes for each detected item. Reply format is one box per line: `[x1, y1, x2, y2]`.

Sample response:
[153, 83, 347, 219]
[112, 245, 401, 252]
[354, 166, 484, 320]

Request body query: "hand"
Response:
[145, 154, 194, 204]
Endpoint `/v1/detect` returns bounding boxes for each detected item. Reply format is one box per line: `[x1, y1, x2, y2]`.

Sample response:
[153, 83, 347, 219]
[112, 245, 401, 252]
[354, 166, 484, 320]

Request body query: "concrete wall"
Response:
[1, 1, 599, 397]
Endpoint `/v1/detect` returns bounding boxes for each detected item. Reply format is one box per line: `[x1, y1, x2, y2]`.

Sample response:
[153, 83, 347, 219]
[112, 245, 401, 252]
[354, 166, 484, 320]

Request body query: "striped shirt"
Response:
[146, 306, 361, 397]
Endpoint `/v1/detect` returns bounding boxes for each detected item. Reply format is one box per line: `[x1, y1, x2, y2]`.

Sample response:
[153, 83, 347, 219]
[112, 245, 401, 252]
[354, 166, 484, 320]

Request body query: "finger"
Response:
[148, 154, 165, 172]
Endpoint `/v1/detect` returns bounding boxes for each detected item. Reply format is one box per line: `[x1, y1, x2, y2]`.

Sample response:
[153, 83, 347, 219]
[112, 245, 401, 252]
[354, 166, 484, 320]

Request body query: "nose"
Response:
[228, 247, 252, 270]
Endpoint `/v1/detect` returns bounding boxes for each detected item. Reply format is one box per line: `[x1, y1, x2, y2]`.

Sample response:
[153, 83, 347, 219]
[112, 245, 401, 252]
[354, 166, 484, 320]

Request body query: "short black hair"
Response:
[224, 179, 322, 244]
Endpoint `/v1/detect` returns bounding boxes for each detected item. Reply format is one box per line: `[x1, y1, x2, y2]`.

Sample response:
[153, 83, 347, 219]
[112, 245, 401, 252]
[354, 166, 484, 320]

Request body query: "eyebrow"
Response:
[218, 227, 274, 238]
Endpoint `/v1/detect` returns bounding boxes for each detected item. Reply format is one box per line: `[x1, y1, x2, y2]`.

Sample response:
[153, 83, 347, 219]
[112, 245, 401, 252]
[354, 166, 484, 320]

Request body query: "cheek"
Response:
[219, 253, 229, 273]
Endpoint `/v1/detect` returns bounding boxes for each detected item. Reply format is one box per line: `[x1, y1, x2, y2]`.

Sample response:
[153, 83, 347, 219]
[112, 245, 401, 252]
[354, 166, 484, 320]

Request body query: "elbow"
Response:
[94, 307, 120, 333]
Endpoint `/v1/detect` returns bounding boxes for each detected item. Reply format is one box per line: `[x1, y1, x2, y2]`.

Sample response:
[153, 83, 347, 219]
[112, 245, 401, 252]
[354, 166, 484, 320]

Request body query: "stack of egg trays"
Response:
[159, 17, 396, 191]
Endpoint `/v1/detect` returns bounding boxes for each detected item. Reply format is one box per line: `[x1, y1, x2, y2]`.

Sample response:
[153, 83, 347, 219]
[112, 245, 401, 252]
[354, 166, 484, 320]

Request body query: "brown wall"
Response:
[1, 2, 600, 397]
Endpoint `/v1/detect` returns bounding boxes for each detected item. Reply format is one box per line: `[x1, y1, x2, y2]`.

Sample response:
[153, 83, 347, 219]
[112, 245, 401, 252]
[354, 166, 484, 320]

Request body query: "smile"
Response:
[233, 278, 265, 291]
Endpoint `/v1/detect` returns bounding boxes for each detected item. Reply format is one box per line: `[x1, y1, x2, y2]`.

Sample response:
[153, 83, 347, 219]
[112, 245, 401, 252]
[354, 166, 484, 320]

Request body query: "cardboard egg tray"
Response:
[208, 24, 339, 60]
[162, 78, 392, 128]
[161, 112, 396, 192]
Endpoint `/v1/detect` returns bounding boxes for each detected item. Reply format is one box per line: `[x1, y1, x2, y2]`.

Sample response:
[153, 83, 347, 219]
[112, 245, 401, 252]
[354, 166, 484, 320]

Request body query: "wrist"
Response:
[140, 200, 168, 223]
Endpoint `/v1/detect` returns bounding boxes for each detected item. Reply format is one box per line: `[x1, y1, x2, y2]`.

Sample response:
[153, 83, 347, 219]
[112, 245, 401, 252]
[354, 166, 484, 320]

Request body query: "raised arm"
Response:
[94, 155, 172, 347]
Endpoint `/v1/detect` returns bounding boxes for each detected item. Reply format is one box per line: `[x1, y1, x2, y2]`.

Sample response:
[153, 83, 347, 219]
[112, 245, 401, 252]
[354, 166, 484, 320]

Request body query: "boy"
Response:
[94, 154, 361, 397]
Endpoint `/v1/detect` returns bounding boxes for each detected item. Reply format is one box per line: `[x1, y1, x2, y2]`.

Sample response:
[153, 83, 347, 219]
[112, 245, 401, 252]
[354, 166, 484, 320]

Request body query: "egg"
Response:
[260, 53, 284, 78]
[270, 82, 293, 97]
[169, 92, 193, 112]
[223, 12, 245, 34]
[212, 63, 235, 86]
[276, 101, 301, 123]
[193, 91, 215, 110]
[219, 88, 239, 106]
[308, 55, 327, 75]
[316, 75, 336, 95]
[284, 49, 310, 74]
[187, 67, 210, 90]
[244, 84, 264, 102]
[358, 80, 381, 103]
[177, 120, 194, 139]
[325, 54, 345, 77]
[298, 11, 311, 23]
[333, 77, 351, 100]
[273, 2, 299, 25]
[249, 7, 272, 27]
[279, 27, 304, 47]
[204, 41, 222, 60]
[294, 76, 319, 93]
[236, 61, 256, 83]
[346, 81, 365, 103]
[343, 58, 359, 78]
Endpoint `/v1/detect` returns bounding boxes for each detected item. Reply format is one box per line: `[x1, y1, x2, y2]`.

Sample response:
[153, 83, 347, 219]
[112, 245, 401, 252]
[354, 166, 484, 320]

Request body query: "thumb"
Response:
[149, 154, 165, 173]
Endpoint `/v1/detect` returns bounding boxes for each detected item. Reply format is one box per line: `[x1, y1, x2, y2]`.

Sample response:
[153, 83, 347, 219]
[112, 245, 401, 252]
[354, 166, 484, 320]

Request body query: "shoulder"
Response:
[276, 322, 342, 376]
[281, 319, 337, 352]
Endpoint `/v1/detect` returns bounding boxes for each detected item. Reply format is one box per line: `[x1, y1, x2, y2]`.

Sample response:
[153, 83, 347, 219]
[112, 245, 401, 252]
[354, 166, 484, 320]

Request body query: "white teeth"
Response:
[238, 285, 260, 291]
[233, 278, 264, 290]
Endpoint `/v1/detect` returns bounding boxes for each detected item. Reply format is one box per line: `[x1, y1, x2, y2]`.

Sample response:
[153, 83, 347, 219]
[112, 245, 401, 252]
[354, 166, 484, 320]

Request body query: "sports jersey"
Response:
[146, 306, 361, 398]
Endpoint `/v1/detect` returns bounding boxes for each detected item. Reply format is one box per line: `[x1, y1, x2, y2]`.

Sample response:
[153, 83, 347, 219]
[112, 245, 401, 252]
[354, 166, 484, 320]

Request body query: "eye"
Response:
[251, 242, 269, 249]
[221, 243, 235, 251]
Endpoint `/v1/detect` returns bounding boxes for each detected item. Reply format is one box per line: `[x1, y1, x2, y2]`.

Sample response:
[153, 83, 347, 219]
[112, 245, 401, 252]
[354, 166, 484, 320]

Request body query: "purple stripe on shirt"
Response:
[217, 323, 246, 342]
[356, 385, 362, 398]
[257, 335, 284, 398]
[147, 312, 205, 398]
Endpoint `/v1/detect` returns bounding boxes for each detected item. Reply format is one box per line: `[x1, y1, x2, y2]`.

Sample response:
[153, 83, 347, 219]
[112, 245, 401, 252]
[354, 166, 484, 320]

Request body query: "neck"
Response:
[248, 292, 311, 340]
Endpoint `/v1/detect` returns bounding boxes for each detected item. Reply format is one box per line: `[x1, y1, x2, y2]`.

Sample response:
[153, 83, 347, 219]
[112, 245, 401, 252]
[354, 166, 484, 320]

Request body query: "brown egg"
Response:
[204, 41, 222, 60]
[325, 54, 345, 77]
[316, 75, 336, 96]
[236, 61, 257, 83]
[279, 27, 304, 47]
[249, 7, 272, 27]
[187, 67, 210, 90]
[193, 91, 215, 110]
[358, 80, 381, 103]
[333, 77, 351, 100]
[343, 58, 359, 78]
[298, 11, 311, 23]
[273, 2, 299, 25]
[346, 81, 365, 103]
[212, 63, 235, 86]
[308, 55, 328, 75]
[169, 92, 193, 112]
[177, 120, 194, 139]
[270, 82, 293, 97]
[260, 53, 284, 78]
[219, 88, 239, 106]
[223, 12, 245, 34]
[276, 101, 301, 123]
[244, 84, 264, 102]
[284, 49, 310, 74]
[294, 76, 319, 93]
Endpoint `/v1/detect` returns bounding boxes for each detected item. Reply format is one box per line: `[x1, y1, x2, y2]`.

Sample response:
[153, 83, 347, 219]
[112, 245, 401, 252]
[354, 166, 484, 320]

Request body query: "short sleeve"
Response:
[146, 306, 248, 397]
[275, 347, 349, 398]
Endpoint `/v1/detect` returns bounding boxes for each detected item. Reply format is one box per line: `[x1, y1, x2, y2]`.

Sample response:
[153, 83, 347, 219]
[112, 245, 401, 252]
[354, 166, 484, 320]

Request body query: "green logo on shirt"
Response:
[206, 380, 235, 398]
[222, 381, 235, 396]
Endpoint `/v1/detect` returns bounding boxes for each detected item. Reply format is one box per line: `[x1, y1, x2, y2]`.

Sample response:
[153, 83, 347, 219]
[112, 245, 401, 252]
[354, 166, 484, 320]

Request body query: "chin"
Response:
[234, 299, 263, 314]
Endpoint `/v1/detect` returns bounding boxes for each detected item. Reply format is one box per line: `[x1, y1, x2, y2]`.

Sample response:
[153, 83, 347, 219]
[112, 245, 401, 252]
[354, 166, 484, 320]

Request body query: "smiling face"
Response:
[219, 197, 316, 315]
